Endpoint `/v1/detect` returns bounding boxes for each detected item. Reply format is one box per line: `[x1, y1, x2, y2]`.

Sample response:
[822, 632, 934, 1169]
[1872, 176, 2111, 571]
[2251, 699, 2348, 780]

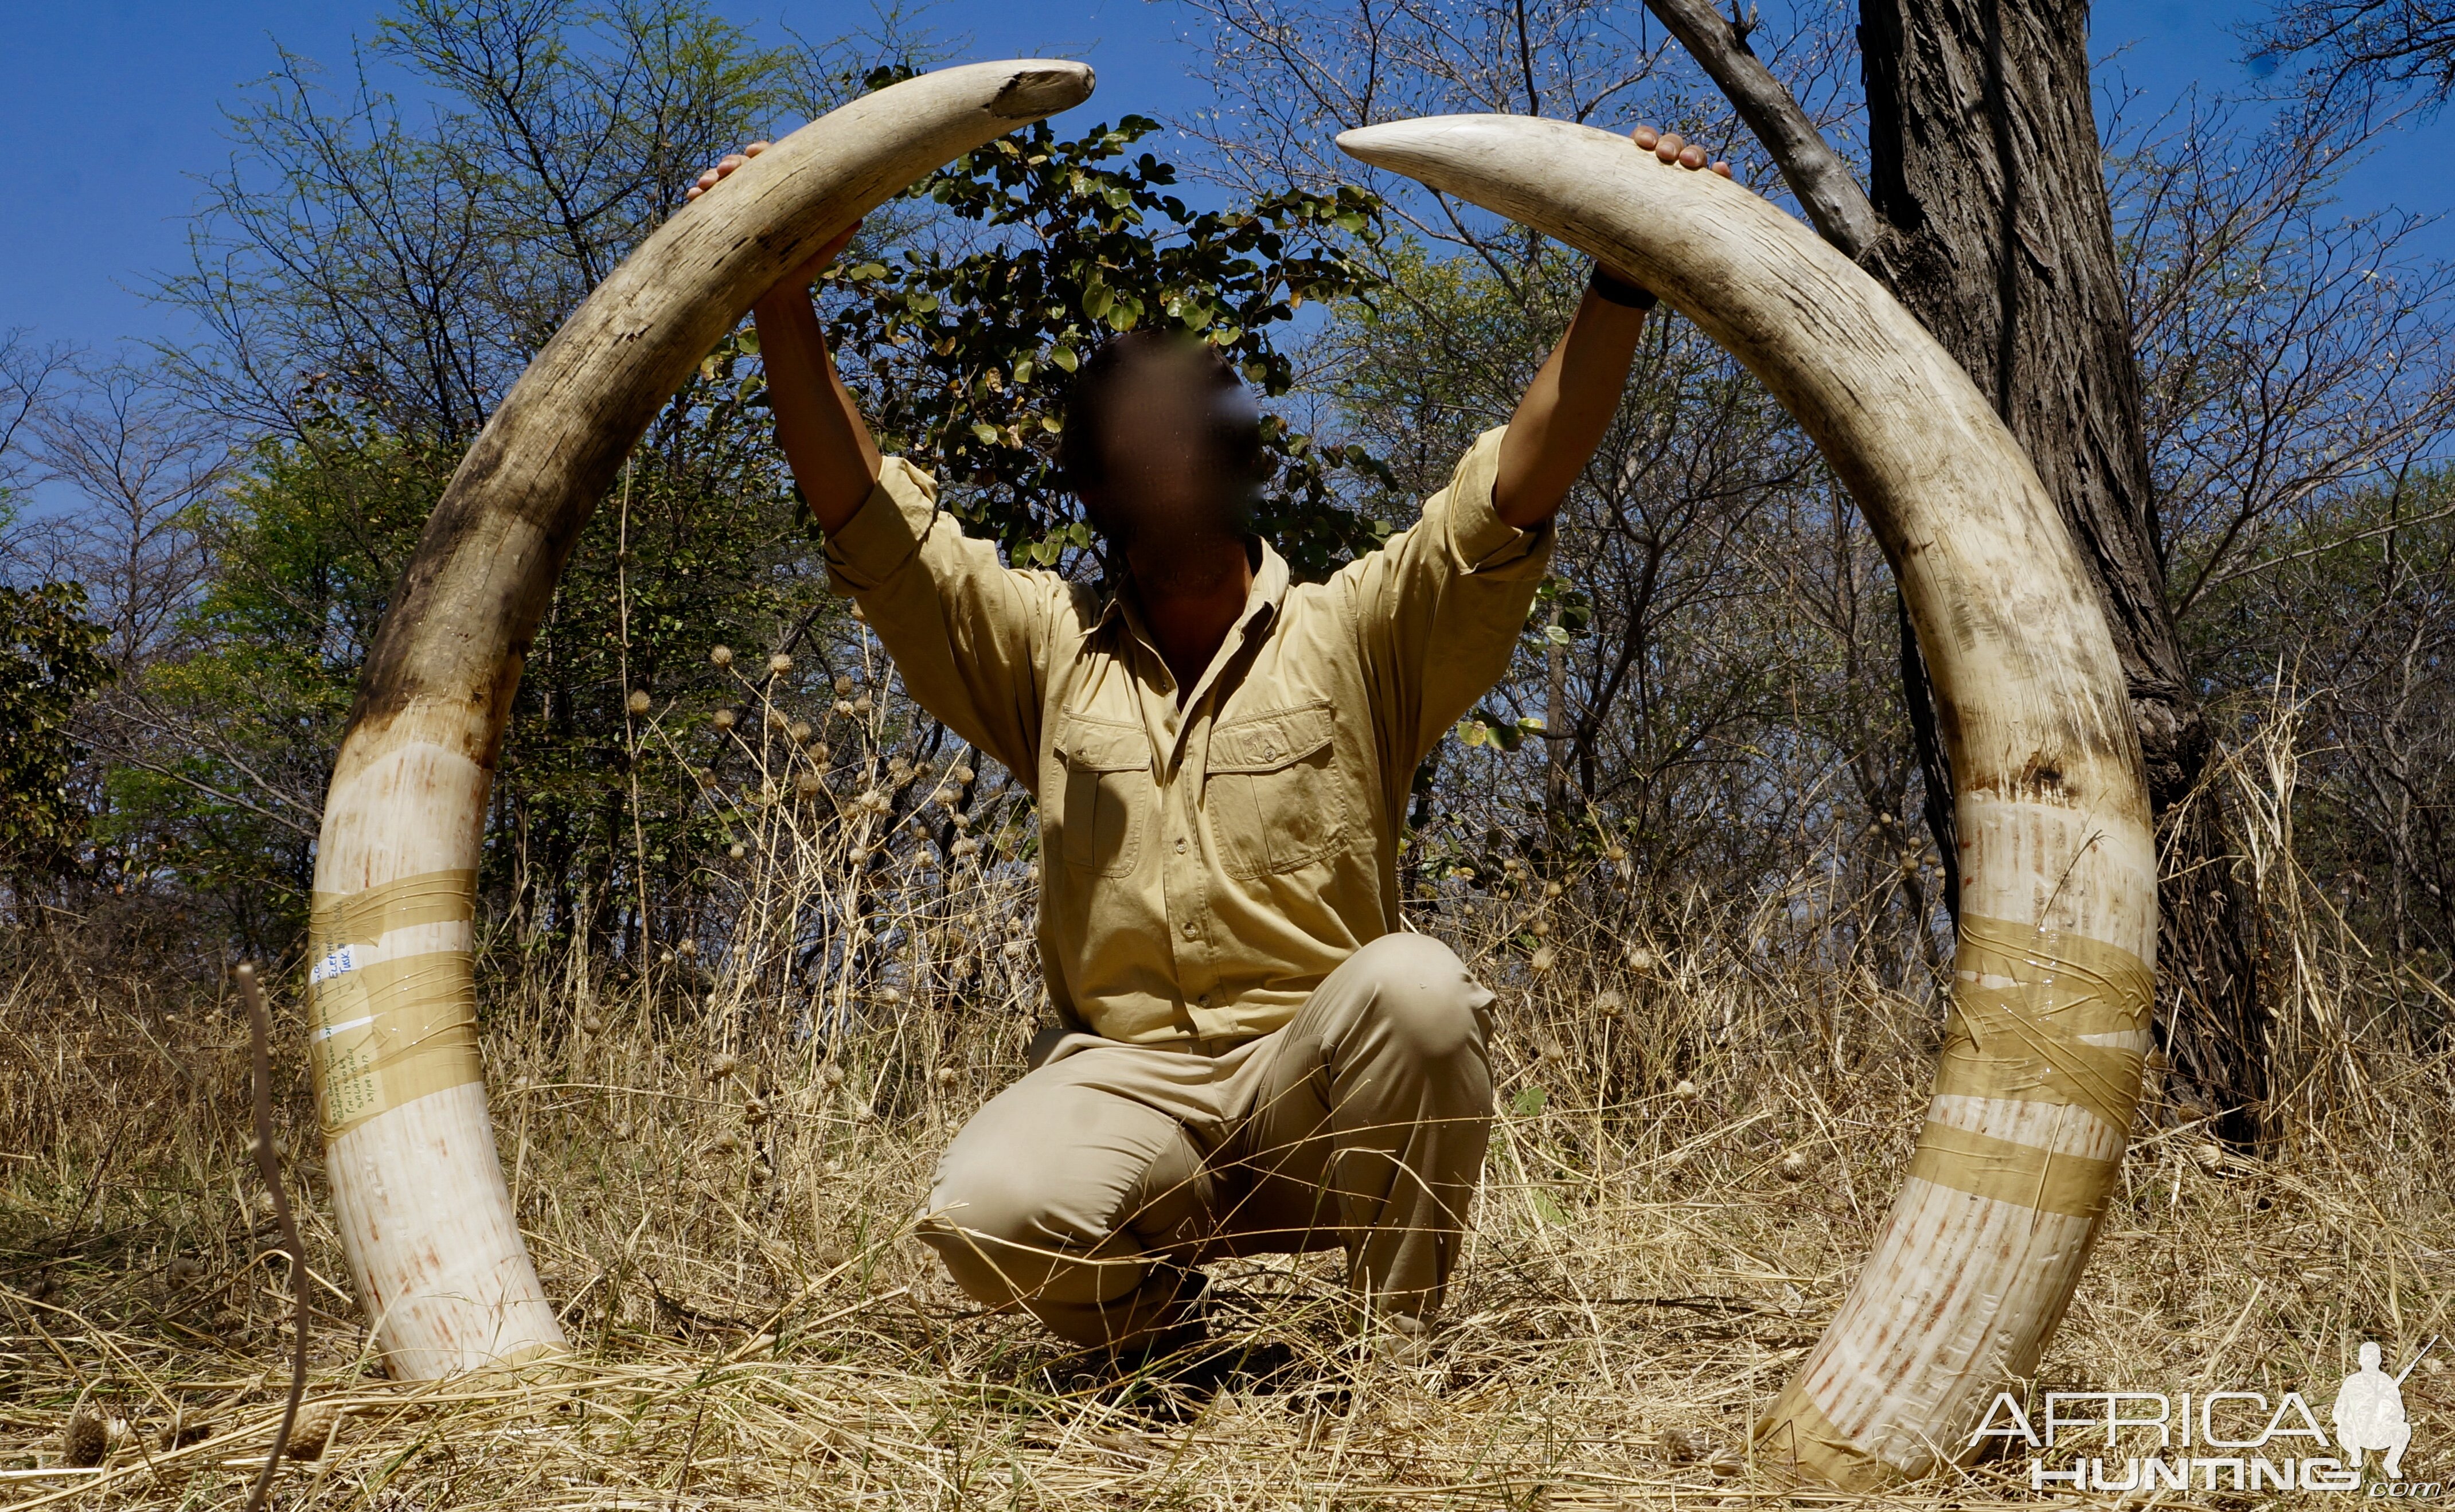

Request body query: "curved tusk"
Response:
[1339, 116, 2156, 1487]
[309, 59, 1095, 1381]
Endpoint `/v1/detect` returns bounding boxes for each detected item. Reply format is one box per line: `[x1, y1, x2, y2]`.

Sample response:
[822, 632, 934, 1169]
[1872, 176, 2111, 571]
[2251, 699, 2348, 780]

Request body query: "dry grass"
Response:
[6, 698, 2454, 1508]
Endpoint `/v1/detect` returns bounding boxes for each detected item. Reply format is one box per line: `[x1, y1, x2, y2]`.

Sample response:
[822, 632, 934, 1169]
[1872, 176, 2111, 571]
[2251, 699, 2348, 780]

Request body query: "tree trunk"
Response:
[1857, 0, 2267, 1142]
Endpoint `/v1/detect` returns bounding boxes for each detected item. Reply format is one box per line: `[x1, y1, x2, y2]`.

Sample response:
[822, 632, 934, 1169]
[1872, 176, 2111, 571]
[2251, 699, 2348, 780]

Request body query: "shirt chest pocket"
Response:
[1054, 714, 1150, 878]
[1206, 703, 1350, 880]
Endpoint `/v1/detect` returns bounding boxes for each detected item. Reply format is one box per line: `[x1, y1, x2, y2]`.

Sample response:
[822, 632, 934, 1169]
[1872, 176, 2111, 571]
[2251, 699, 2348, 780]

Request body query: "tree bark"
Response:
[1855, 0, 2267, 1142]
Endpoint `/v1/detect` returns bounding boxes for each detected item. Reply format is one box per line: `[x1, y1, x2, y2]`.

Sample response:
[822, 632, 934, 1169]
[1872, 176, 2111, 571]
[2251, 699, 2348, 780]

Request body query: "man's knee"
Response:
[1348, 932, 1490, 1063]
[915, 1151, 1073, 1308]
[921, 1142, 1071, 1253]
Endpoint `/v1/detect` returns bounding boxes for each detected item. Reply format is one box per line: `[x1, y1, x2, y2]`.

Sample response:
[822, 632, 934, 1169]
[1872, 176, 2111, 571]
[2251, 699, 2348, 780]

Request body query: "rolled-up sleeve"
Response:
[822, 457, 1065, 780]
[1336, 426, 1552, 771]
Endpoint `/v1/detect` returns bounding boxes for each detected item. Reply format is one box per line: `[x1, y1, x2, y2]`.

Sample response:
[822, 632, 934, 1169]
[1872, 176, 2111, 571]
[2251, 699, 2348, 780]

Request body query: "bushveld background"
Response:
[5, 1, 2454, 1506]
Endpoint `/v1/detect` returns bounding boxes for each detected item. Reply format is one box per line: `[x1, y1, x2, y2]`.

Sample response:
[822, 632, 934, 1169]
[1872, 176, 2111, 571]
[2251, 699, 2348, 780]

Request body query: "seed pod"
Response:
[712, 708, 737, 730]
[676, 939, 697, 958]
[579, 1013, 604, 1033]
[712, 1131, 741, 1155]
[627, 689, 651, 715]
[1604, 844, 1628, 863]
[833, 675, 854, 696]
[63, 1408, 107, 1467]
[2189, 1140, 2226, 1172]
[1591, 989, 1625, 1018]
[952, 765, 975, 783]
[741, 1096, 768, 1124]
[766, 706, 790, 728]
[852, 693, 873, 713]
[952, 837, 979, 858]
[1528, 945, 1555, 974]
[1625, 944, 1656, 972]
[821, 1064, 845, 1087]
[158, 1408, 213, 1450]
[795, 771, 825, 796]
[1529, 917, 1551, 938]
[1544, 880, 1563, 898]
[1672, 1079, 1699, 1100]
[789, 720, 813, 743]
[284, 1401, 340, 1460]
[613, 1120, 637, 1141]
[728, 842, 746, 860]
[1662, 1426, 1712, 1464]
[934, 1065, 958, 1085]
[875, 986, 904, 1006]
[768, 653, 793, 674]
[832, 699, 856, 718]
[1778, 1148, 1816, 1181]
[709, 1050, 740, 1080]
[709, 645, 734, 667]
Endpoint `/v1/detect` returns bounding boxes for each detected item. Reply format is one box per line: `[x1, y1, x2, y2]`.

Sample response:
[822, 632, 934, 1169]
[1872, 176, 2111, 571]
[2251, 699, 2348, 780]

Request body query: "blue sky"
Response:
[0, 1, 2447, 360]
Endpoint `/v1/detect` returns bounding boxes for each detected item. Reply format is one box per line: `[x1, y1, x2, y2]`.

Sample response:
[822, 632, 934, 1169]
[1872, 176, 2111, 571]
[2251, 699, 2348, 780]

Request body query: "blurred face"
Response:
[1079, 342, 1255, 597]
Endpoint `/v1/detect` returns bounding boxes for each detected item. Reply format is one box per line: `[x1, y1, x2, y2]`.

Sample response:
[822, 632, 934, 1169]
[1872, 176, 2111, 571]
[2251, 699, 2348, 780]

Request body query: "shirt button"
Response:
[1197, 994, 1211, 1007]
[1182, 920, 1198, 938]
[1175, 838, 1188, 855]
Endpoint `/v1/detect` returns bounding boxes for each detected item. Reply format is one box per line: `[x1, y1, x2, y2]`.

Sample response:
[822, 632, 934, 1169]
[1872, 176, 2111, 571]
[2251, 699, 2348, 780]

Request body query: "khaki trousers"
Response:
[915, 932, 1495, 1349]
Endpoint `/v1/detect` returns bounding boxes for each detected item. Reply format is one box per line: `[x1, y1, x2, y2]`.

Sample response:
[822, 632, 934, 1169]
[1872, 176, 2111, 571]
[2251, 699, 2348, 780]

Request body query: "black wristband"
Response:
[1587, 264, 1657, 310]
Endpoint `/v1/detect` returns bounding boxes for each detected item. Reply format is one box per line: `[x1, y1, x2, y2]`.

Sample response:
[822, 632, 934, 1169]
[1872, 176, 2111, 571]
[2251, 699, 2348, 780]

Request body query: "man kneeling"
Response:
[694, 135, 1700, 1359]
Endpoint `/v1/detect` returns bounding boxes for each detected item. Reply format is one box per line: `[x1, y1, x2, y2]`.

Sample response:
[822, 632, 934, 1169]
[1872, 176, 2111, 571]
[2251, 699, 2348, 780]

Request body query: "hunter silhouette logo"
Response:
[1970, 1338, 2438, 1494]
[2335, 1341, 2417, 1480]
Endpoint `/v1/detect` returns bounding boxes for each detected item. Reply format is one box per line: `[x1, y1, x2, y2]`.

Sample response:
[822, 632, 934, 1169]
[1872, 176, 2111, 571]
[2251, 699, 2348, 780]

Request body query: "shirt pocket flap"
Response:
[1055, 715, 1148, 772]
[1208, 705, 1335, 773]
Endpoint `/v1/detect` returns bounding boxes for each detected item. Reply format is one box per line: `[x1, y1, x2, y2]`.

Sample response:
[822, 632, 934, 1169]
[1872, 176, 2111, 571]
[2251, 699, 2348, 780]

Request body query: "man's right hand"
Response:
[687, 142, 862, 306]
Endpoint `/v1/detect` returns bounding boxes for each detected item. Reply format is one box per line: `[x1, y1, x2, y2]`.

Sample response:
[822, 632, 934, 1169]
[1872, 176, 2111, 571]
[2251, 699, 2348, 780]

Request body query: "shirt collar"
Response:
[1096, 536, 1289, 643]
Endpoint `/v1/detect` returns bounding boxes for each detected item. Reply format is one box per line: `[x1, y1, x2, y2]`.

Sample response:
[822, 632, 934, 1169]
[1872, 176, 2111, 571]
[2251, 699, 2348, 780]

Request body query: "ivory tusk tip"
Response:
[1336, 115, 1533, 168]
[983, 59, 1096, 119]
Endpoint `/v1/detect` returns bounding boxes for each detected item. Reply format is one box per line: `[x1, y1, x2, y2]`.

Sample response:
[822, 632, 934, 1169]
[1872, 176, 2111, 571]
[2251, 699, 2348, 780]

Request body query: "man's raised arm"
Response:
[1491, 123, 1730, 527]
[692, 144, 881, 531]
[690, 145, 1058, 780]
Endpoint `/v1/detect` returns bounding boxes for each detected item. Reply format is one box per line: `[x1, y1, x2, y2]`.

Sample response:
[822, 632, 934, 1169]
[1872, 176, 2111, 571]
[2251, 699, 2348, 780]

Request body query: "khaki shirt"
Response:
[824, 427, 1549, 1047]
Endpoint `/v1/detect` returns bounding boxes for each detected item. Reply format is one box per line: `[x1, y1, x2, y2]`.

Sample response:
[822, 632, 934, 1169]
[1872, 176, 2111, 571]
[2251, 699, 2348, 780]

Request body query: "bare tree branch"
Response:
[1638, 0, 1881, 256]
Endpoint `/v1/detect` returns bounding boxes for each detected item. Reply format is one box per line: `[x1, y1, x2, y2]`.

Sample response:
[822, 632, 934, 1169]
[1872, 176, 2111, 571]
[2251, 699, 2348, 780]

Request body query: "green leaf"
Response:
[1049, 346, 1080, 373]
[1531, 1189, 1571, 1226]
[1512, 1085, 1549, 1118]
[971, 421, 1002, 444]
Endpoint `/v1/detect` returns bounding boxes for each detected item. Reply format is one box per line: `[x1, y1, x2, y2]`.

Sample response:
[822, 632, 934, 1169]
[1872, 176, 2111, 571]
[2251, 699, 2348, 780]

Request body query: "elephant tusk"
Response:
[307, 59, 1095, 1381]
[1338, 115, 2157, 1488]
